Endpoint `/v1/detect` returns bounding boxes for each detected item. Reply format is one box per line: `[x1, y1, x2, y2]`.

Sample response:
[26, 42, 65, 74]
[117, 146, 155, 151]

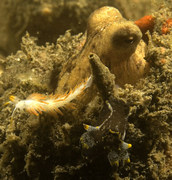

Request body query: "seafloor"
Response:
[0, 0, 171, 180]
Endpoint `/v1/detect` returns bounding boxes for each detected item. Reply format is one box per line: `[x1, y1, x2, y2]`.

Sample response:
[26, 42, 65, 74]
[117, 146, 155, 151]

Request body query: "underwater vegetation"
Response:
[0, 1, 171, 180]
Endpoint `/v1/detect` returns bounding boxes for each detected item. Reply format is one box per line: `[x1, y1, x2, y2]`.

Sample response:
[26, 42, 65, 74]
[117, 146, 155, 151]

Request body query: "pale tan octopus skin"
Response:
[56, 6, 149, 93]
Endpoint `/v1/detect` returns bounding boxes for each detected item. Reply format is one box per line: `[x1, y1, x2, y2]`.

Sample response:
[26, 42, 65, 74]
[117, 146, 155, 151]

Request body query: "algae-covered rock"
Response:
[0, 1, 171, 180]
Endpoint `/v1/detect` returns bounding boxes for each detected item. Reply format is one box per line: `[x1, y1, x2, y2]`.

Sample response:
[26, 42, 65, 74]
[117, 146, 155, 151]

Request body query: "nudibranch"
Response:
[80, 101, 131, 167]
[56, 6, 149, 92]
[7, 76, 92, 118]
[80, 53, 132, 167]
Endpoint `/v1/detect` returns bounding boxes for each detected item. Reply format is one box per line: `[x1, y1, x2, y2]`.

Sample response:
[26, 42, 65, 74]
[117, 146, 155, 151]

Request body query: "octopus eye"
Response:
[112, 33, 137, 48]
[124, 36, 134, 44]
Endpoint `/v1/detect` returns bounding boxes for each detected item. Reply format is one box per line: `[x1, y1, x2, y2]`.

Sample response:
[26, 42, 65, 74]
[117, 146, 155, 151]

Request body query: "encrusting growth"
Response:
[8, 76, 92, 117]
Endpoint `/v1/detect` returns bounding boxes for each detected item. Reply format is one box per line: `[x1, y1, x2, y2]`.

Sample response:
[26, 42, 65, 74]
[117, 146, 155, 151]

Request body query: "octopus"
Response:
[54, 6, 151, 168]
[56, 6, 149, 93]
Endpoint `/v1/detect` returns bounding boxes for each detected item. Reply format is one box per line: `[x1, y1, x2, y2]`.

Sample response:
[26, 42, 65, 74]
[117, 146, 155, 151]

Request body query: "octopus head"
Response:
[87, 6, 123, 36]
[100, 21, 142, 66]
[86, 6, 143, 67]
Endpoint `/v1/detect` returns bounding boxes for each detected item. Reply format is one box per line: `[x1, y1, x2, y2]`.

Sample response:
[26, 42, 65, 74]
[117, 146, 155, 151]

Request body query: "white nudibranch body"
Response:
[9, 76, 92, 117]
